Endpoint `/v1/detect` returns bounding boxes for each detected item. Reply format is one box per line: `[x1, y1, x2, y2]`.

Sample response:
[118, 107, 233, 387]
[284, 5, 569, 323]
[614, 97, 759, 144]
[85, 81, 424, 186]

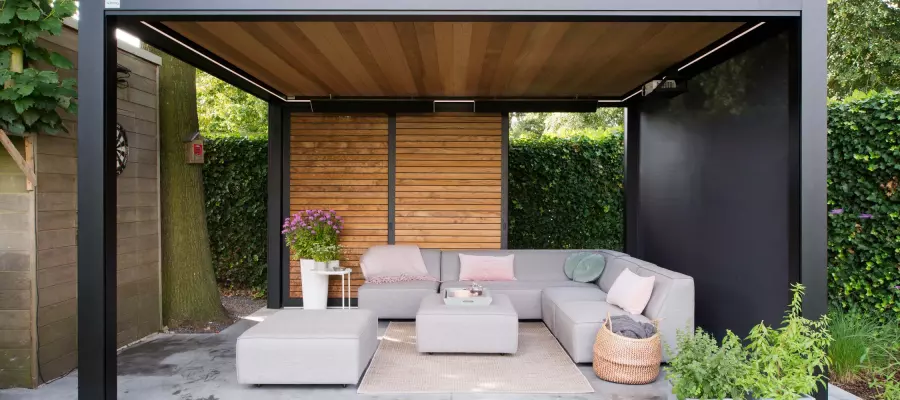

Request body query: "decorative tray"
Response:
[443, 288, 492, 306]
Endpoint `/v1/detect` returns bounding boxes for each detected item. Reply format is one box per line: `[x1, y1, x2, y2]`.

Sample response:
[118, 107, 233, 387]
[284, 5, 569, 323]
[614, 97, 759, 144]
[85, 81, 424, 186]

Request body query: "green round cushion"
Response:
[564, 253, 607, 283]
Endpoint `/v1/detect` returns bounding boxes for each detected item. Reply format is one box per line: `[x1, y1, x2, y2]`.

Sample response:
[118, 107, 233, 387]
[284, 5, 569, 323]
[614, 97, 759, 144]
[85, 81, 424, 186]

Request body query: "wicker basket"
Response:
[592, 313, 662, 384]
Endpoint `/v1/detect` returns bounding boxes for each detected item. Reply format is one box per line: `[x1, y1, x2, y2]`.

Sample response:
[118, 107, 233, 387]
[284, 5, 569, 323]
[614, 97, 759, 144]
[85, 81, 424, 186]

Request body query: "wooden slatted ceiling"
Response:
[162, 21, 742, 98]
[289, 114, 388, 299]
[395, 114, 503, 249]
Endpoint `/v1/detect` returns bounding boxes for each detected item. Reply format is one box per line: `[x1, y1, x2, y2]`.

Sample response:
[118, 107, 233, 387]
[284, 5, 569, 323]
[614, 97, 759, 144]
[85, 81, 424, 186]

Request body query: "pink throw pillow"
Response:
[360, 245, 433, 281]
[606, 268, 655, 315]
[458, 254, 516, 281]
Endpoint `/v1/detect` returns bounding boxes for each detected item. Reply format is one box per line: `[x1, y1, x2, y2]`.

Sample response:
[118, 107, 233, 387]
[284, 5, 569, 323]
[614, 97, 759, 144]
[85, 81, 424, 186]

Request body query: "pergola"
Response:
[77, 1, 828, 398]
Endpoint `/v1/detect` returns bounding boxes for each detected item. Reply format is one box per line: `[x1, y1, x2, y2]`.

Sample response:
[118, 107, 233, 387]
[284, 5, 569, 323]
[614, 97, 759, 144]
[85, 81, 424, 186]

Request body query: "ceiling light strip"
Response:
[622, 90, 643, 102]
[140, 21, 311, 104]
[678, 22, 766, 72]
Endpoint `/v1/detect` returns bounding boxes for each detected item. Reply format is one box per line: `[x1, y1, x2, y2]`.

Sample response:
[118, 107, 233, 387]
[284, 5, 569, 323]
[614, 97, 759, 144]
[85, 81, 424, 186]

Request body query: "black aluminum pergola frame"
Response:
[77, 1, 827, 398]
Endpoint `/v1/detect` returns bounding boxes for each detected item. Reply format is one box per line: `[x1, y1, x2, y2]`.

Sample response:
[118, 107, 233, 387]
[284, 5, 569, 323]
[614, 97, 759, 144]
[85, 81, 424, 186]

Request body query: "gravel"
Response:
[222, 294, 267, 320]
[168, 294, 266, 334]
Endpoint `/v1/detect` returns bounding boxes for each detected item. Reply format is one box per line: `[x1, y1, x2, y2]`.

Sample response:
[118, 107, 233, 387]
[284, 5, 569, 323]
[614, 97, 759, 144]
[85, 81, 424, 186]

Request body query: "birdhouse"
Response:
[183, 132, 204, 164]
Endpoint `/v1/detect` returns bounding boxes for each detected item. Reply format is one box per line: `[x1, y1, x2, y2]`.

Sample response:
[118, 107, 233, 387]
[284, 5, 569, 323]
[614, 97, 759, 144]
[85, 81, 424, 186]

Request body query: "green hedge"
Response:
[202, 133, 268, 293]
[827, 91, 900, 320]
[508, 134, 625, 250]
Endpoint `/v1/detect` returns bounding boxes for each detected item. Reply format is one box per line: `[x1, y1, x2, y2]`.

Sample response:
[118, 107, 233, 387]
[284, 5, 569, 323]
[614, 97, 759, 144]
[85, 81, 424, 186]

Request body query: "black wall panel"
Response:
[635, 33, 795, 337]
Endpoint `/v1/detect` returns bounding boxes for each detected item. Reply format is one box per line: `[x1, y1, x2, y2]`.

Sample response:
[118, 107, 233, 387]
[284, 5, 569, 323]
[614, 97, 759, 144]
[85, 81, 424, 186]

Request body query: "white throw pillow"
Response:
[606, 268, 655, 315]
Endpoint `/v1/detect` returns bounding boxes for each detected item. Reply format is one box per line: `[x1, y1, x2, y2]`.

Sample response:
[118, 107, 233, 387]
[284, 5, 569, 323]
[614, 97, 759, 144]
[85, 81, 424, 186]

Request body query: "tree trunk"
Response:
[145, 45, 227, 327]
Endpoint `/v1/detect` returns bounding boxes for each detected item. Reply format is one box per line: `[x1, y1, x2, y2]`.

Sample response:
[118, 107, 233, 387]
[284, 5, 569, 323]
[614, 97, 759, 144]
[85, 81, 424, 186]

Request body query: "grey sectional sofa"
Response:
[357, 249, 694, 362]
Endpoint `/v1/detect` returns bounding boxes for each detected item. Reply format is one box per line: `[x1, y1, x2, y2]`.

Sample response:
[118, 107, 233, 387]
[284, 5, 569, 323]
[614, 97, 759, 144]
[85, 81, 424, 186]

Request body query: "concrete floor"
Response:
[0, 308, 859, 400]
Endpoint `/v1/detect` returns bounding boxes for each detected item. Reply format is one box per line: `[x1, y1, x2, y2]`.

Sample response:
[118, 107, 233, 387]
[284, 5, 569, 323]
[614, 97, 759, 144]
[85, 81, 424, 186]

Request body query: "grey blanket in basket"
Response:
[603, 315, 656, 339]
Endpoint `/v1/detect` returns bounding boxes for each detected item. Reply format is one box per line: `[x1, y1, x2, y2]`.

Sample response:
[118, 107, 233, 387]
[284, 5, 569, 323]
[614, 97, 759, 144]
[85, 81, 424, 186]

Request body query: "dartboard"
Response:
[116, 123, 128, 176]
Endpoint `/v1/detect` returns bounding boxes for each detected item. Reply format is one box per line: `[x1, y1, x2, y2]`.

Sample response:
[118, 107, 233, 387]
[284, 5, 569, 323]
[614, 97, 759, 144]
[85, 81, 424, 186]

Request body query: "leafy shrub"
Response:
[828, 309, 900, 383]
[827, 90, 900, 320]
[202, 133, 268, 293]
[508, 134, 624, 250]
[870, 361, 900, 400]
[665, 328, 751, 400]
[744, 284, 832, 400]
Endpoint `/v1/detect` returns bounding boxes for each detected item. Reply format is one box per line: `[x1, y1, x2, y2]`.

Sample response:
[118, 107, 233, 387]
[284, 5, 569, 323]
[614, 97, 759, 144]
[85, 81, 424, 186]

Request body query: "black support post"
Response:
[77, 4, 118, 399]
[267, 103, 284, 309]
[281, 108, 296, 306]
[623, 106, 641, 257]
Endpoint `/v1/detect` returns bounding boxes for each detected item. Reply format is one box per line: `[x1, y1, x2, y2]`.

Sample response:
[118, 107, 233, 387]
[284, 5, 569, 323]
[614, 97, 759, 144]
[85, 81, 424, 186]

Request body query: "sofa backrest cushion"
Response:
[421, 249, 442, 279]
[599, 256, 694, 320]
[440, 249, 626, 282]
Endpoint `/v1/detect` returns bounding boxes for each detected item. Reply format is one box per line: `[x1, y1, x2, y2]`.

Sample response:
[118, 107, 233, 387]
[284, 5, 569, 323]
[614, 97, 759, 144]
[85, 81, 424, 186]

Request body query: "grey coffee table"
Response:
[415, 293, 518, 354]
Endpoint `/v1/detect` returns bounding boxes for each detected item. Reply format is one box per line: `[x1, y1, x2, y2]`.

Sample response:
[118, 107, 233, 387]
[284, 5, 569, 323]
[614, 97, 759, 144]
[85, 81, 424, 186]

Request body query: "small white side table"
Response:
[309, 268, 353, 309]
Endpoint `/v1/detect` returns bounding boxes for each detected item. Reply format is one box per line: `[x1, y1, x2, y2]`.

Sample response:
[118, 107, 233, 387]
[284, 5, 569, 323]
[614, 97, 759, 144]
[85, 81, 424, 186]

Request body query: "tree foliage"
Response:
[0, 0, 77, 136]
[196, 71, 267, 134]
[828, 0, 900, 97]
[510, 109, 624, 139]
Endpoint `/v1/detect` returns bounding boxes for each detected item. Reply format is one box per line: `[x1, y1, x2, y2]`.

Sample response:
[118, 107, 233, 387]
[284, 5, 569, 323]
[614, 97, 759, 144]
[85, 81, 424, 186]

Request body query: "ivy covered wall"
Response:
[508, 135, 624, 251]
[827, 91, 900, 320]
[202, 133, 268, 292]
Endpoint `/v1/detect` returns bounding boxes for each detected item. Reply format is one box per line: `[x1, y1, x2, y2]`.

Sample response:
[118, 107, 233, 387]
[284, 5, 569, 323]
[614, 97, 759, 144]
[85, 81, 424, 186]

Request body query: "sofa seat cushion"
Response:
[553, 301, 652, 363]
[541, 286, 607, 333]
[361, 280, 439, 291]
[441, 280, 596, 291]
[440, 281, 596, 319]
[240, 309, 374, 339]
[358, 281, 439, 319]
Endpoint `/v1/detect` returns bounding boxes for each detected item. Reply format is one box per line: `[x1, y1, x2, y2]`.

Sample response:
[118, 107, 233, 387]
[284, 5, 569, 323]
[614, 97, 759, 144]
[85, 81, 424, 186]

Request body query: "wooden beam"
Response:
[24, 135, 34, 191]
[0, 129, 38, 189]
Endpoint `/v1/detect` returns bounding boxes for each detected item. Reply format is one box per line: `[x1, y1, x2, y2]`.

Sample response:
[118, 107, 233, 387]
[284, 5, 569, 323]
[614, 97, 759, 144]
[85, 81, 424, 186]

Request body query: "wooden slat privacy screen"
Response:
[288, 113, 503, 300]
[289, 114, 389, 299]
[395, 114, 503, 249]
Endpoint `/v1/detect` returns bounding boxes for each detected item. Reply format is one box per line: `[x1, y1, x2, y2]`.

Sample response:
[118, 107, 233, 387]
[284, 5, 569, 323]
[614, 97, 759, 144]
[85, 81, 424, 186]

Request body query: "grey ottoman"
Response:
[236, 309, 377, 385]
[415, 293, 518, 354]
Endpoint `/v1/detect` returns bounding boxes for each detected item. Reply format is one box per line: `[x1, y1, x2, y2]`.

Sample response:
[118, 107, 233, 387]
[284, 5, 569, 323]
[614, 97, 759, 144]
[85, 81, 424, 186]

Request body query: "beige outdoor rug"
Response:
[357, 322, 594, 394]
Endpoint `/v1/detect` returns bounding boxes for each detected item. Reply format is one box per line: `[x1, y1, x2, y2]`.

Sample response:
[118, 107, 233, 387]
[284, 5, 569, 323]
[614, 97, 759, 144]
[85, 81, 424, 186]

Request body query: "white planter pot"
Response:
[300, 258, 328, 310]
[327, 260, 340, 270]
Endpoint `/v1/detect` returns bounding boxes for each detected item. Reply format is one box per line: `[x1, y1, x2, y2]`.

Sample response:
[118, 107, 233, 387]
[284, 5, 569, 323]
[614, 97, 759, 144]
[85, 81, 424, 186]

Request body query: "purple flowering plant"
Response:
[282, 209, 344, 260]
[829, 208, 874, 220]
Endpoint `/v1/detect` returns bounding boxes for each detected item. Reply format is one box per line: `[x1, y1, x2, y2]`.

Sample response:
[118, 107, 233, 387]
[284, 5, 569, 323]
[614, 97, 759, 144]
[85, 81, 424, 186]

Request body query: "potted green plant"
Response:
[282, 209, 344, 308]
[310, 243, 343, 271]
[665, 328, 751, 400]
[744, 284, 832, 400]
